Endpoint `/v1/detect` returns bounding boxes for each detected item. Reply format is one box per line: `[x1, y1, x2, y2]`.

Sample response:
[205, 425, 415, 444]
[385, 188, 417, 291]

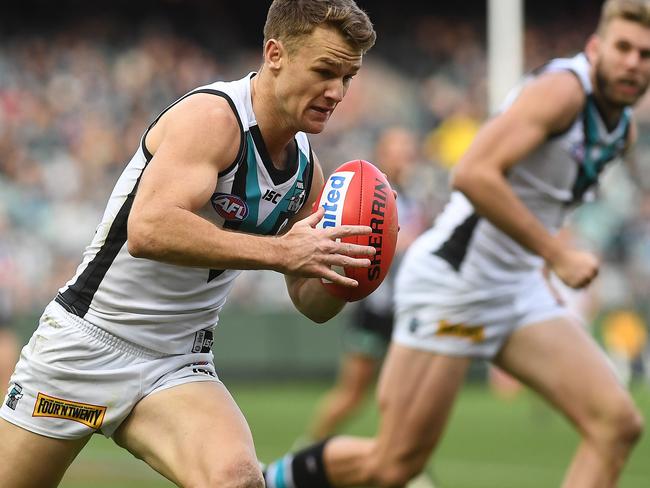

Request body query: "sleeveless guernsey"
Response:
[55, 73, 314, 353]
[419, 53, 631, 284]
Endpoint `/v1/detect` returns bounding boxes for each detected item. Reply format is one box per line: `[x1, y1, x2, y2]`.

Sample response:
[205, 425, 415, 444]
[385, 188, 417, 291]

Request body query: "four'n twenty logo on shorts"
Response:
[211, 193, 249, 221]
[32, 393, 107, 429]
[436, 319, 485, 343]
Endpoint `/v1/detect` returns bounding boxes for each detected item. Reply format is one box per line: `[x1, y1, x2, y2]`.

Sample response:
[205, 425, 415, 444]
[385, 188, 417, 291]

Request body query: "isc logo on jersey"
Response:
[211, 193, 249, 221]
[315, 171, 354, 230]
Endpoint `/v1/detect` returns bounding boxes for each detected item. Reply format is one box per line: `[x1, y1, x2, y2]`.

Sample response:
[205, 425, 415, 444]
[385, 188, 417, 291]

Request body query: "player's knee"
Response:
[192, 458, 263, 488]
[585, 395, 644, 447]
[222, 459, 264, 488]
[612, 403, 644, 446]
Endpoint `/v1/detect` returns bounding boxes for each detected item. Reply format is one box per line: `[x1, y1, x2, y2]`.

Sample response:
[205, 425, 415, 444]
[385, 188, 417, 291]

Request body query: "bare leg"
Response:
[308, 352, 378, 440]
[322, 343, 470, 487]
[114, 381, 263, 488]
[495, 318, 644, 488]
[0, 418, 91, 488]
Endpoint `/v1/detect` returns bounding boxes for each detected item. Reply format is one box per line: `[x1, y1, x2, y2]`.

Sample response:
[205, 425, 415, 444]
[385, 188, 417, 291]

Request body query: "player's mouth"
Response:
[616, 78, 642, 96]
[309, 105, 333, 120]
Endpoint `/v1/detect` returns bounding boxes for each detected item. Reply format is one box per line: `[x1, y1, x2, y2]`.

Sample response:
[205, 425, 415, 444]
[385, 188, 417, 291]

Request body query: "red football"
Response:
[314, 160, 398, 302]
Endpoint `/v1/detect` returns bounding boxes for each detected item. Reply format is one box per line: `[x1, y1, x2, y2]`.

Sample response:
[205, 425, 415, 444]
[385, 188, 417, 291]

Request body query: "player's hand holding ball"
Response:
[313, 160, 398, 301]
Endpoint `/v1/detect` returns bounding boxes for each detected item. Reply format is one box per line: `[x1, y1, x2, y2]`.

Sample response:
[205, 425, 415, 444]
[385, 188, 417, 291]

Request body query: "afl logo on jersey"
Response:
[211, 193, 249, 221]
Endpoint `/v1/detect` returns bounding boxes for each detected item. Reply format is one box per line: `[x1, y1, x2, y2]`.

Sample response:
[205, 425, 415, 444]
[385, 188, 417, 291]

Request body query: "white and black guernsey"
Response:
[55, 73, 314, 353]
[423, 53, 632, 283]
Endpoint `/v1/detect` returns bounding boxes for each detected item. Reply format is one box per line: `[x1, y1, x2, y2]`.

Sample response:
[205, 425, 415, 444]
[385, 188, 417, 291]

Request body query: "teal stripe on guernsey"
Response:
[583, 99, 601, 179]
[572, 96, 629, 201]
[238, 132, 309, 235]
[240, 133, 261, 233]
[256, 149, 309, 234]
[588, 99, 626, 174]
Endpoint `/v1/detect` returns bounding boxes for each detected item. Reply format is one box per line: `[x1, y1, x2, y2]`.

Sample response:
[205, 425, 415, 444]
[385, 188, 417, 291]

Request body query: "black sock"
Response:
[291, 438, 332, 488]
[264, 438, 333, 488]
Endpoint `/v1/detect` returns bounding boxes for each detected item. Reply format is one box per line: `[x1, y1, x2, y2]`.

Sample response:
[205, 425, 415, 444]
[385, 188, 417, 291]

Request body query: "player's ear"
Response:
[264, 39, 284, 71]
[585, 34, 600, 64]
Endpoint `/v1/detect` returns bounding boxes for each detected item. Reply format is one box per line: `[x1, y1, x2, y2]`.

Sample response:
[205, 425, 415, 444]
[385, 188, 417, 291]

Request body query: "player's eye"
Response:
[616, 40, 632, 53]
[315, 68, 335, 78]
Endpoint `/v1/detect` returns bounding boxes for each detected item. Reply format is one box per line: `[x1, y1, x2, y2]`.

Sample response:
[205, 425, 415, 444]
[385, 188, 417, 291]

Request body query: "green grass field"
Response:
[60, 382, 650, 488]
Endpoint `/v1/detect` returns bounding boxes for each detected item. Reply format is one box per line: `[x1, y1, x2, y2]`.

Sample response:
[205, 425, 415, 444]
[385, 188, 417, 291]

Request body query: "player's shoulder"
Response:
[169, 93, 240, 134]
[509, 70, 585, 132]
[158, 92, 242, 168]
[522, 70, 585, 112]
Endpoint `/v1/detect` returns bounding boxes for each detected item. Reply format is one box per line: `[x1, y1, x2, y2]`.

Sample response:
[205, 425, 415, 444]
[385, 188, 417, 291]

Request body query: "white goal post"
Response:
[487, 0, 524, 114]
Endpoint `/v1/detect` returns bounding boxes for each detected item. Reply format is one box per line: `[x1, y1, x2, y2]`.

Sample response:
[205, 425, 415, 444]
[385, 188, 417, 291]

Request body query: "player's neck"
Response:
[250, 73, 296, 168]
[591, 89, 625, 131]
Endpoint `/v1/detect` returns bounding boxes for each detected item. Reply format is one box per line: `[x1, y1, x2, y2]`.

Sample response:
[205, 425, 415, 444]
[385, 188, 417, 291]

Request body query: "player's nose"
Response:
[324, 79, 345, 102]
[624, 49, 642, 70]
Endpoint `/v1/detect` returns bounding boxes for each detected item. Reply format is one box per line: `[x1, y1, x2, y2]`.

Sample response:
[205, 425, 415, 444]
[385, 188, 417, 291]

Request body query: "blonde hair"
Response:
[263, 0, 376, 55]
[598, 0, 650, 34]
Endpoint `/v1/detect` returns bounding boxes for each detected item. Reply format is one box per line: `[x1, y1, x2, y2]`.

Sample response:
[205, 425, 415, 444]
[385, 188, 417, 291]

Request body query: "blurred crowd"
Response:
[1, 12, 650, 382]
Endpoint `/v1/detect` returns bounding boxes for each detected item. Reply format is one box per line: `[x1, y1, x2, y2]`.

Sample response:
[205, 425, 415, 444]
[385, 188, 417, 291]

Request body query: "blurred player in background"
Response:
[0, 1, 377, 487]
[304, 127, 430, 442]
[264, 1, 649, 487]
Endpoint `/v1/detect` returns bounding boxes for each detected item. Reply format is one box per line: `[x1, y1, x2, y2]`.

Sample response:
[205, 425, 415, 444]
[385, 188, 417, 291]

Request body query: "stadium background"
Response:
[1, 0, 649, 486]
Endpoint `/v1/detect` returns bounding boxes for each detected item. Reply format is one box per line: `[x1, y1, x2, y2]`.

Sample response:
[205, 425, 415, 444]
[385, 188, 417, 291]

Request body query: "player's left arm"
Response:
[284, 154, 348, 323]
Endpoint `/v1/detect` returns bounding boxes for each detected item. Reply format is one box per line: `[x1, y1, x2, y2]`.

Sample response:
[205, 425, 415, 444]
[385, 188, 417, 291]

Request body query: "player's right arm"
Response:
[451, 71, 599, 288]
[127, 94, 373, 285]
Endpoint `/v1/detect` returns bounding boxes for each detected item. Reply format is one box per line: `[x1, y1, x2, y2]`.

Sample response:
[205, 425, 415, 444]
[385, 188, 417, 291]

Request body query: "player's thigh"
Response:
[114, 381, 261, 487]
[373, 342, 471, 464]
[495, 317, 634, 429]
[0, 418, 90, 488]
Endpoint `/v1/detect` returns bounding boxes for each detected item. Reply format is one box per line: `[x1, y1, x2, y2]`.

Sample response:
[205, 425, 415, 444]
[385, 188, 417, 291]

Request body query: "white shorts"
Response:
[393, 256, 571, 359]
[1, 301, 220, 440]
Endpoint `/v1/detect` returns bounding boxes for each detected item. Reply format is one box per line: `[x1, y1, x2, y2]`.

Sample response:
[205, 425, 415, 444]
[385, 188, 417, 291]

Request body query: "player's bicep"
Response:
[459, 107, 549, 174]
[456, 71, 584, 175]
[132, 95, 241, 218]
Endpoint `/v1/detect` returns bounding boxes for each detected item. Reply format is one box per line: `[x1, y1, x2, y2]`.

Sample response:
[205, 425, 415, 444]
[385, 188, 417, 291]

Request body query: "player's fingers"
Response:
[576, 265, 599, 288]
[302, 206, 325, 227]
[334, 242, 376, 257]
[573, 273, 595, 289]
[327, 225, 372, 238]
[322, 272, 359, 288]
[573, 279, 587, 290]
[322, 255, 372, 268]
